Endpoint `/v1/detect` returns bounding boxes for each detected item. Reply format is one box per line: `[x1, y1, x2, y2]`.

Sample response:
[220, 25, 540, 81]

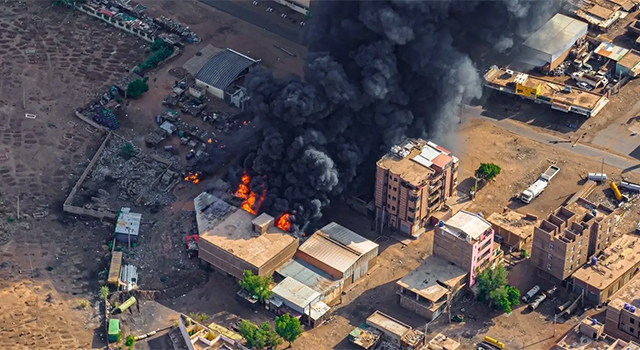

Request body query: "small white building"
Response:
[115, 208, 141, 243]
[194, 48, 260, 100]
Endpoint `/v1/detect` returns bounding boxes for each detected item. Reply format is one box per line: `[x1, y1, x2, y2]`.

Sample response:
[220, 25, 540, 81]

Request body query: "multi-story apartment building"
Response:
[605, 276, 640, 342]
[433, 210, 495, 287]
[531, 198, 614, 282]
[374, 139, 458, 237]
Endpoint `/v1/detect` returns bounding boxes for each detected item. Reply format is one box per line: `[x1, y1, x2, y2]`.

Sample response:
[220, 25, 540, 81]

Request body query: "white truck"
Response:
[520, 165, 560, 204]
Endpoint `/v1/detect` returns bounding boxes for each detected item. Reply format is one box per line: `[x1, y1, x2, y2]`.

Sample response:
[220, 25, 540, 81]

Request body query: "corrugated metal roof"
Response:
[523, 14, 588, 58]
[298, 234, 360, 273]
[366, 311, 411, 338]
[195, 49, 259, 90]
[317, 222, 379, 255]
[276, 258, 339, 294]
[271, 277, 321, 309]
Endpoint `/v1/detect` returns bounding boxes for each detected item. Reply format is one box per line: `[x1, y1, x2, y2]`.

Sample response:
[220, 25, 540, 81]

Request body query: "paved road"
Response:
[199, 0, 302, 43]
[463, 105, 640, 175]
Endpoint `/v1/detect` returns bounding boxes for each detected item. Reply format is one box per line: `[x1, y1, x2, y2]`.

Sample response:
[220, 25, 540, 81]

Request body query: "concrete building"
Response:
[434, 210, 494, 286]
[428, 333, 461, 350]
[296, 222, 378, 287]
[194, 193, 298, 280]
[269, 276, 330, 327]
[114, 208, 141, 243]
[272, 0, 310, 15]
[555, 316, 640, 350]
[178, 313, 249, 350]
[275, 258, 344, 305]
[531, 198, 615, 282]
[616, 49, 640, 77]
[195, 49, 260, 100]
[594, 42, 629, 62]
[374, 138, 459, 237]
[576, 2, 623, 32]
[483, 66, 609, 118]
[520, 14, 588, 71]
[573, 235, 640, 304]
[365, 311, 424, 349]
[396, 255, 467, 321]
[605, 274, 640, 343]
[487, 209, 538, 251]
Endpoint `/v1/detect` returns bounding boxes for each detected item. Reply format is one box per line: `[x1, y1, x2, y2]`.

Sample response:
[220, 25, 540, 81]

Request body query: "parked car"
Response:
[576, 81, 594, 91]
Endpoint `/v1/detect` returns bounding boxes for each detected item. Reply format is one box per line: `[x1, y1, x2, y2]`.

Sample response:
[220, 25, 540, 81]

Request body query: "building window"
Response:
[409, 196, 418, 202]
[631, 328, 635, 334]
[394, 178, 398, 182]
[579, 240, 582, 246]
[388, 185, 392, 189]
[392, 206, 396, 211]
[393, 187, 397, 191]
[568, 264, 573, 271]
[607, 227, 610, 233]
[408, 217, 414, 223]
[571, 246, 574, 253]
[550, 243, 554, 250]
[408, 207, 415, 213]
[570, 255, 573, 262]
[547, 263, 552, 270]
[608, 218, 612, 225]
[548, 253, 553, 260]
[392, 196, 396, 201]
[631, 319, 635, 325]
[388, 194, 391, 199]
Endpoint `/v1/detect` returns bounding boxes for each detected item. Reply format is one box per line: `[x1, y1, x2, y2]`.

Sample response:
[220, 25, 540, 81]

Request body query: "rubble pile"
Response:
[74, 136, 178, 210]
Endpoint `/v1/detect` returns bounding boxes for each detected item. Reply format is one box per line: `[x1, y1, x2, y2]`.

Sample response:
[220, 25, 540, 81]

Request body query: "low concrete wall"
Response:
[63, 132, 117, 219]
[75, 111, 110, 133]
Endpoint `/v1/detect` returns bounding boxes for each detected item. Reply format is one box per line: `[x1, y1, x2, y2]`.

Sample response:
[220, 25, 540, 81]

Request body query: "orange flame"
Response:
[243, 120, 249, 125]
[207, 138, 212, 144]
[234, 171, 266, 215]
[276, 213, 291, 232]
[184, 172, 201, 184]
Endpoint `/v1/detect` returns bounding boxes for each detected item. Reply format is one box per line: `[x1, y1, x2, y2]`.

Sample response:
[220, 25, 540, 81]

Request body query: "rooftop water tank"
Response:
[631, 306, 637, 313]
[591, 257, 598, 265]
[592, 318, 597, 325]
[438, 221, 445, 228]
[624, 303, 631, 310]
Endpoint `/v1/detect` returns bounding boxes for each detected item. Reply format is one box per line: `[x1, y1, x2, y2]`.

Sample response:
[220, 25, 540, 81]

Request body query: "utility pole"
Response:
[554, 314, 557, 337]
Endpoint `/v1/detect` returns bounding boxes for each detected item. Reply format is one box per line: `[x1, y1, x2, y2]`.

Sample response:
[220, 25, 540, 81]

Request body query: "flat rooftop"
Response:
[523, 13, 588, 57]
[484, 67, 606, 111]
[556, 318, 619, 350]
[366, 311, 411, 339]
[573, 235, 640, 290]
[377, 139, 454, 186]
[396, 255, 467, 302]
[609, 272, 640, 311]
[443, 210, 492, 241]
[487, 210, 538, 240]
[618, 49, 640, 70]
[428, 333, 460, 350]
[195, 192, 297, 268]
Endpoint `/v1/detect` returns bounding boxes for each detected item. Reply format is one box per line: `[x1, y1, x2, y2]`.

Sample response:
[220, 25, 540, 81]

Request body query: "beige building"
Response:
[195, 193, 298, 280]
[396, 255, 467, 321]
[573, 235, 640, 304]
[375, 139, 458, 237]
[487, 209, 538, 251]
[555, 316, 640, 350]
[365, 311, 424, 349]
[605, 275, 640, 343]
[531, 198, 614, 281]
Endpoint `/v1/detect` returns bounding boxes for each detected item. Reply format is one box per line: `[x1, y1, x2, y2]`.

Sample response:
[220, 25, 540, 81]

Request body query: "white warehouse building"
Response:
[195, 48, 260, 100]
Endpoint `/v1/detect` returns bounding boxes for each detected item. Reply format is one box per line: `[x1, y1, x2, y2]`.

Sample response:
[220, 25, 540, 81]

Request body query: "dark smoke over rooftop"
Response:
[241, 0, 560, 232]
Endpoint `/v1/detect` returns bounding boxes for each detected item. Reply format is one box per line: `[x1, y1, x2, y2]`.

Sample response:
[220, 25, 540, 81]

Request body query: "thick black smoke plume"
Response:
[242, 0, 560, 232]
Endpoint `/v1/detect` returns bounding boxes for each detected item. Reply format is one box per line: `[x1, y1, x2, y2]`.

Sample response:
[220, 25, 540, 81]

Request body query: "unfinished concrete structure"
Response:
[605, 274, 640, 343]
[487, 209, 538, 251]
[374, 138, 459, 237]
[396, 255, 467, 321]
[573, 235, 640, 304]
[433, 210, 494, 287]
[531, 198, 615, 282]
[556, 316, 640, 350]
[365, 311, 424, 349]
[195, 193, 298, 280]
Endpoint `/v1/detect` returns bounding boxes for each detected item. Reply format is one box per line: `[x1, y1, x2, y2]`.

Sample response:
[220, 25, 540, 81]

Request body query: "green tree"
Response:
[489, 286, 512, 313]
[476, 265, 508, 302]
[238, 320, 267, 349]
[476, 163, 502, 182]
[125, 335, 135, 348]
[276, 313, 302, 347]
[260, 321, 283, 349]
[120, 143, 136, 160]
[100, 286, 109, 300]
[239, 270, 272, 304]
[521, 249, 529, 258]
[506, 285, 521, 308]
[126, 79, 149, 98]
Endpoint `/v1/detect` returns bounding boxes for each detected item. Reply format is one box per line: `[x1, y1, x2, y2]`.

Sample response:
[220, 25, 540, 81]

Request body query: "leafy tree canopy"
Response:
[126, 79, 149, 98]
[239, 270, 272, 304]
[476, 163, 502, 182]
[276, 313, 302, 346]
[238, 320, 282, 350]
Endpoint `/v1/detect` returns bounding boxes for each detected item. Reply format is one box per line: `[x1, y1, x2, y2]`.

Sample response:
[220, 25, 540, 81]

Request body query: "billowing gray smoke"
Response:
[241, 0, 560, 232]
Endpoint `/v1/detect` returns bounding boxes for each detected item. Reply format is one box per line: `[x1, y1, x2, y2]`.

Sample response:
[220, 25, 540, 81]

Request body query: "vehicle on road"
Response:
[576, 81, 594, 91]
[520, 165, 560, 203]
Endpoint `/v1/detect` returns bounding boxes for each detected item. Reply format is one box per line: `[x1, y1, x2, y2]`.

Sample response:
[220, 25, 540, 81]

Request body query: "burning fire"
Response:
[207, 138, 212, 144]
[234, 171, 266, 215]
[184, 172, 201, 184]
[276, 213, 291, 232]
